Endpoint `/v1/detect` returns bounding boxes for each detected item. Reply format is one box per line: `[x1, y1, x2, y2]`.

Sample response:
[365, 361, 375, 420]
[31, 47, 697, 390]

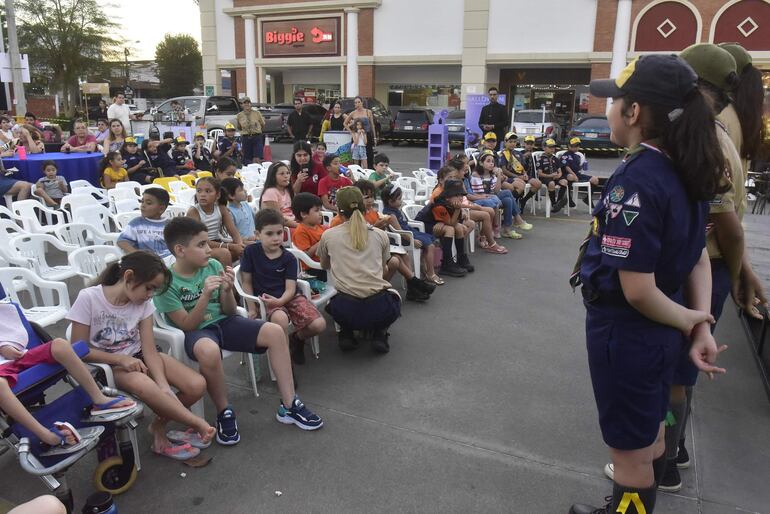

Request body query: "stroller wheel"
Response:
[93, 456, 137, 495]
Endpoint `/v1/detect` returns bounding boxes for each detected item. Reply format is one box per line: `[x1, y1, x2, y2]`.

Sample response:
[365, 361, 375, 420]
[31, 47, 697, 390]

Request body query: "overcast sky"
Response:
[106, 0, 202, 60]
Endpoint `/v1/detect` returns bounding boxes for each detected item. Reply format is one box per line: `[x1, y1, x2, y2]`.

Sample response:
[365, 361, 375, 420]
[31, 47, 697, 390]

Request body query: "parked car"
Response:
[272, 102, 327, 140]
[390, 109, 434, 144]
[568, 116, 619, 151]
[152, 96, 242, 138]
[512, 109, 563, 143]
[445, 109, 466, 144]
[252, 103, 286, 136]
[324, 97, 393, 138]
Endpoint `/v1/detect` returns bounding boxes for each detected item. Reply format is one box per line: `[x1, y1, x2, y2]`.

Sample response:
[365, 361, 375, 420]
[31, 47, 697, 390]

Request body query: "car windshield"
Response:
[446, 110, 465, 119]
[515, 111, 554, 123]
[576, 118, 609, 129]
[397, 111, 428, 122]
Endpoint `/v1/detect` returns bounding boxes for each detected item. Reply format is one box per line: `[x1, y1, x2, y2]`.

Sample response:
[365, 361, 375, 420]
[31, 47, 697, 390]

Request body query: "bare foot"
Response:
[43, 424, 77, 446]
[196, 424, 216, 444]
[148, 417, 172, 452]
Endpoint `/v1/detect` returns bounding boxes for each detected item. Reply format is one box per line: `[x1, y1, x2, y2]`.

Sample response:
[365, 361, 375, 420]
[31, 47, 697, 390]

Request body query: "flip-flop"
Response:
[40, 423, 104, 457]
[426, 274, 445, 286]
[166, 428, 212, 449]
[91, 396, 137, 416]
[484, 243, 508, 254]
[152, 442, 200, 461]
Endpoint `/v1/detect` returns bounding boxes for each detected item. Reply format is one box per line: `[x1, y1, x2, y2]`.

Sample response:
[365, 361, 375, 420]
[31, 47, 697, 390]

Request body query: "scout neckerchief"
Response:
[568, 142, 662, 291]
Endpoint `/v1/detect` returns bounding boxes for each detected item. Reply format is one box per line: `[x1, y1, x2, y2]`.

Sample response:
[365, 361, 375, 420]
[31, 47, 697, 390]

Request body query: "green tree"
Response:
[16, 0, 121, 115]
[155, 34, 202, 97]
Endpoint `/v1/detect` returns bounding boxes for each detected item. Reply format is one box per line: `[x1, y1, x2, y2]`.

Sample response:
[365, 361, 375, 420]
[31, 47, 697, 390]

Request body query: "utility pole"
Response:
[0, 13, 13, 113]
[4, 0, 25, 116]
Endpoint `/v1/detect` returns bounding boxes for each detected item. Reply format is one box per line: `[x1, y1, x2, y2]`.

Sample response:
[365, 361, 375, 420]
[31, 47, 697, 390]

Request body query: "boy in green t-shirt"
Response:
[153, 217, 323, 445]
[367, 153, 397, 198]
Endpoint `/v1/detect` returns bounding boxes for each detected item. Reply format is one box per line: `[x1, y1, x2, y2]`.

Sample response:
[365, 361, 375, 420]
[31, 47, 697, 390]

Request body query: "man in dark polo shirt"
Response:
[477, 87, 508, 150]
[287, 98, 313, 143]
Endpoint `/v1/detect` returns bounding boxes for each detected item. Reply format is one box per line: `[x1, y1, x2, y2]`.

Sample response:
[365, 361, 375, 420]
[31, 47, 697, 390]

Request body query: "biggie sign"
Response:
[262, 18, 340, 57]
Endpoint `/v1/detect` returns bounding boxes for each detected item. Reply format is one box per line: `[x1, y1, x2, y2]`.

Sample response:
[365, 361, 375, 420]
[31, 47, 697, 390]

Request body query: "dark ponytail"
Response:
[625, 90, 726, 201]
[732, 65, 766, 161]
[94, 250, 171, 293]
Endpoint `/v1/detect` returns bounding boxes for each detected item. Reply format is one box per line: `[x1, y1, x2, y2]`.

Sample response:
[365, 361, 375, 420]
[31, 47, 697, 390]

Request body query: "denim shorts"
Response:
[352, 145, 367, 160]
[184, 315, 267, 361]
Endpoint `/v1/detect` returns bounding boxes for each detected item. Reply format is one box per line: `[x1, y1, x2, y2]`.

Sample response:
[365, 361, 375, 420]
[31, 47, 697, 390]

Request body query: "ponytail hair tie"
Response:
[667, 108, 684, 122]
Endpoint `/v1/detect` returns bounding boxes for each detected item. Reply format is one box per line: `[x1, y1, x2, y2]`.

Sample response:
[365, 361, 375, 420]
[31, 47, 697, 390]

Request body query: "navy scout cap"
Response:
[590, 54, 698, 108]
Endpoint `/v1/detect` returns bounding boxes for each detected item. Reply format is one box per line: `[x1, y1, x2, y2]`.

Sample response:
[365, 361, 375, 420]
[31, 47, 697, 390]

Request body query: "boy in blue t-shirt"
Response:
[117, 188, 172, 259]
[240, 209, 325, 366]
[153, 217, 323, 445]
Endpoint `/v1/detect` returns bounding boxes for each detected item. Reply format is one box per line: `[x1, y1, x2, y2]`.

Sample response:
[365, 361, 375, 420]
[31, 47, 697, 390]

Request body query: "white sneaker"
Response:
[604, 462, 614, 480]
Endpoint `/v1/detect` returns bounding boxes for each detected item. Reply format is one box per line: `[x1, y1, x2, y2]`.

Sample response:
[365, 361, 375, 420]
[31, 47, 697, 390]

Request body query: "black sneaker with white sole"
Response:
[216, 406, 240, 445]
[676, 439, 690, 469]
[276, 396, 323, 430]
[658, 459, 682, 492]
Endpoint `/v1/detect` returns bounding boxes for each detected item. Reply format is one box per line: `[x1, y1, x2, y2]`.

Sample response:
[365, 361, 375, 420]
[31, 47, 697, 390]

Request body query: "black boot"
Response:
[454, 237, 474, 272]
[370, 329, 390, 353]
[520, 190, 536, 211]
[406, 277, 430, 302]
[413, 276, 436, 295]
[337, 328, 358, 352]
[570, 481, 657, 514]
[676, 438, 690, 469]
[553, 187, 568, 213]
[438, 237, 466, 277]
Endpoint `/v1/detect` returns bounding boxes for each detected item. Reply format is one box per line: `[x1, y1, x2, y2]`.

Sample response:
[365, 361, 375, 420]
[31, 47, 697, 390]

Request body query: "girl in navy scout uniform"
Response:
[569, 55, 727, 514]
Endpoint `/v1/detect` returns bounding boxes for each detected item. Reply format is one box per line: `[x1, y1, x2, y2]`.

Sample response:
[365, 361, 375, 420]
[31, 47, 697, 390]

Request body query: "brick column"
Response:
[588, 63, 611, 114]
[358, 65, 375, 97]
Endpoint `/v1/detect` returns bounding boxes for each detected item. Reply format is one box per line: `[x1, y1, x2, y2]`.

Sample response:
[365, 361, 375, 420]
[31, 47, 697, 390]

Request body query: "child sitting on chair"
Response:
[191, 132, 213, 172]
[117, 188, 172, 261]
[0, 303, 136, 455]
[241, 209, 326, 366]
[291, 192, 327, 282]
[100, 151, 128, 189]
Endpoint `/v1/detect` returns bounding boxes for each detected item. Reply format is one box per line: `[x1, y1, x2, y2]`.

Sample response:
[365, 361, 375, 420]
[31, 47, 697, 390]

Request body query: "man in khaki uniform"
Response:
[235, 97, 266, 164]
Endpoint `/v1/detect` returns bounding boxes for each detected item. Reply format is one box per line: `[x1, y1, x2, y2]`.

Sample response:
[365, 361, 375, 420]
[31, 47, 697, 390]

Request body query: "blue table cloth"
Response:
[2, 152, 103, 187]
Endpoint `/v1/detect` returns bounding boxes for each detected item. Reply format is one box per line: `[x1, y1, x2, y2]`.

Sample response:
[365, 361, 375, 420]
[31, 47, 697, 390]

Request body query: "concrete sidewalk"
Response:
[1, 212, 768, 513]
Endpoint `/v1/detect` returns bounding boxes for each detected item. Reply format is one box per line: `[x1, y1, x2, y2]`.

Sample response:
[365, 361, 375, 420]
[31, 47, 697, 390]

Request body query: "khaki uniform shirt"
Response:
[716, 104, 748, 181]
[706, 121, 746, 260]
[235, 109, 265, 136]
[317, 223, 392, 298]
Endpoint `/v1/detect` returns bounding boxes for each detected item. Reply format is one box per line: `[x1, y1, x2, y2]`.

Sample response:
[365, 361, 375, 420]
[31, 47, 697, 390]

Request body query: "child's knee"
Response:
[258, 322, 286, 349]
[269, 310, 290, 330]
[49, 338, 72, 358]
[0, 377, 10, 392]
[193, 338, 222, 365]
[308, 317, 326, 335]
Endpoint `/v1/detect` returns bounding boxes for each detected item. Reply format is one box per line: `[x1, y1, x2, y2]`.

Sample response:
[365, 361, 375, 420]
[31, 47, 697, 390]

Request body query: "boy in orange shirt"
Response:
[291, 192, 328, 282]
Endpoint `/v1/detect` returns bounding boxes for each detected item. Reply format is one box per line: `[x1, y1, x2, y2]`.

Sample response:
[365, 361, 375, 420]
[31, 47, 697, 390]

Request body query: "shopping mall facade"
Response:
[199, 0, 770, 123]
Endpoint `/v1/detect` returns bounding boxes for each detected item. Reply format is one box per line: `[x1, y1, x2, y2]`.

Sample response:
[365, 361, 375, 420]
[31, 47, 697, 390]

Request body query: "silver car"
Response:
[512, 109, 563, 143]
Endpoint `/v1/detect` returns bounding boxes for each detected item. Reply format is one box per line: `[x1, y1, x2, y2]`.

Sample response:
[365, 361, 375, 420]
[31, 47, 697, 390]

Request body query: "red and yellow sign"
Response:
[262, 18, 340, 58]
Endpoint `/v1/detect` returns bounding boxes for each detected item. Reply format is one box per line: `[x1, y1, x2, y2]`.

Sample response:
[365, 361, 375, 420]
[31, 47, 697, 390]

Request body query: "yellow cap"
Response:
[523, 135, 536, 143]
[483, 132, 497, 141]
[504, 131, 518, 141]
[194, 131, 205, 138]
[544, 138, 557, 147]
[224, 123, 235, 130]
[569, 137, 581, 146]
[175, 136, 189, 144]
[124, 136, 137, 145]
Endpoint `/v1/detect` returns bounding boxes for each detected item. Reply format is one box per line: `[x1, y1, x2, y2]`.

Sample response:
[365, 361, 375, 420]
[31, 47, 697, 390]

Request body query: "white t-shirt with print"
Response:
[67, 285, 154, 356]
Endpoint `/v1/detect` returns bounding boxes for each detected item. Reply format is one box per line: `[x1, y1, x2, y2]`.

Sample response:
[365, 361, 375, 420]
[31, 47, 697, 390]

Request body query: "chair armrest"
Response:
[25, 274, 70, 309]
[296, 279, 313, 300]
[286, 247, 323, 271]
[407, 220, 425, 232]
[88, 362, 116, 389]
[388, 227, 414, 249]
[386, 231, 402, 246]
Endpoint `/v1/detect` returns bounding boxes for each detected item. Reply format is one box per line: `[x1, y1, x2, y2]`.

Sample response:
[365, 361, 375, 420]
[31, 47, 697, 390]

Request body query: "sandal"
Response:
[152, 442, 200, 461]
[40, 423, 103, 457]
[91, 395, 137, 417]
[484, 243, 508, 254]
[166, 428, 213, 449]
[426, 273, 445, 286]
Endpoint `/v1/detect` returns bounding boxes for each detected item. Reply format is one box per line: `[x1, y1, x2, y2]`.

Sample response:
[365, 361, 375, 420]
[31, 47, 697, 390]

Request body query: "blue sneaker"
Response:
[276, 396, 323, 431]
[216, 406, 240, 445]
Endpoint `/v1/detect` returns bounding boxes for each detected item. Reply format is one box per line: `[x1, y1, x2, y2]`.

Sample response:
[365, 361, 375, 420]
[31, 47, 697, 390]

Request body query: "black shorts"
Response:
[184, 315, 267, 361]
[586, 307, 681, 450]
[325, 289, 401, 331]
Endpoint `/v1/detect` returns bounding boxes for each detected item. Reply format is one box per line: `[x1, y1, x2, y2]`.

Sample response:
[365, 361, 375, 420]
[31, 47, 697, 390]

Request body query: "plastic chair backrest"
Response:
[163, 205, 188, 219]
[174, 189, 197, 207]
[73, 204, 117, 233]
[115, 181, 142, 191]
[69, 245, 121, 282]
[114, 198, 140, 213]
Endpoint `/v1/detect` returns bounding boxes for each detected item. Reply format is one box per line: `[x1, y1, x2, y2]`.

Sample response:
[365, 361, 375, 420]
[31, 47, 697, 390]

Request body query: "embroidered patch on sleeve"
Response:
[624, 192, 641, 208]
[608, 203, 623, 218]
[601, 234, 632, 258]
[622, 210, 639, 226]
[609, 186, 625, 203]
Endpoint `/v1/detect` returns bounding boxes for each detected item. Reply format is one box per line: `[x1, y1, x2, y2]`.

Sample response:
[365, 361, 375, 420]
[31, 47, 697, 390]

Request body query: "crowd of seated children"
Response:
[121, 137, 157, 184]
[216, 123, 241, 165]
[438, 160, 507, 255]
[536, 138, 569, 213]
[260, 162, 298, 229]
[35, 160, 68, 207]
[417, 179, 474, 278]
[471, 151, 532, 238]
[318, 155, 353, 212]
[318, 187, 402, 353]
[100, 151, 128, 189]
[0, 303, 136, 456]
[68, 251, 215, 460]
[291, 192, 328, 282]
[368, 153, 397, 198]
[559, 137, 598, 207]
[497, 132, 541, 212]
[191, 132, 213, 172]
[221, 178, 256, 243]
[186, 176, 244, 267]
[154, 217, 323, 444]
[141, 140, 176, 179]
[117, 188, 172, 261]
[380, 183, 441, 286]
[240, 209, 327, 366]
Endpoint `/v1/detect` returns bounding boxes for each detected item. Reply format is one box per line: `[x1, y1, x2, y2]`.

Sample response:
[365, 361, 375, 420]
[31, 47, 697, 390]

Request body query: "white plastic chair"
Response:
[69, 179, 95, 190]
[72, 204, 122, 239]
[402, 204, 424, 224]
[162, 205, 187, 219]
[115, 181, 142, 192]
[174, 189, 197, 207]
[11, 200, 66, 234]
[114, 211, 141, 231]
[321, 210, 335, 227]
[204, 139, 215, 153]
[68, 245, 121, 286]
[107, 188, 140, 212]
[60, 194, 103, 222]
[54, 222, 118, 247]
[209, 129, 224, 142]
[167, 181, 191, 196]
[0, 267, 70, 327]
[10, 233, 78, 282]
[114, 198, 140, 214]
[0, 219, 32, 268]
[139, 184, 166, 195]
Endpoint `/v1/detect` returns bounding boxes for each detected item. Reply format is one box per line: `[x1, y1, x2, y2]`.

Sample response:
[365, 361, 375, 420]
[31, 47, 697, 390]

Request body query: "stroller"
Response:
[0, 301, 143, 513]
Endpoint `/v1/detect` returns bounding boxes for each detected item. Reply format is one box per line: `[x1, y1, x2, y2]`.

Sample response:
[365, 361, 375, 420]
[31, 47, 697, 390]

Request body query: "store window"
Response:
[292, 86, 341, 107]
[388, 85, 461, 110]
[510, 84, 590, 133]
